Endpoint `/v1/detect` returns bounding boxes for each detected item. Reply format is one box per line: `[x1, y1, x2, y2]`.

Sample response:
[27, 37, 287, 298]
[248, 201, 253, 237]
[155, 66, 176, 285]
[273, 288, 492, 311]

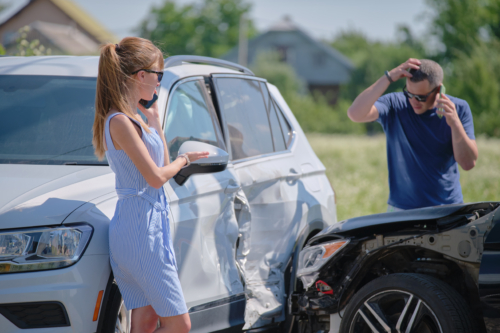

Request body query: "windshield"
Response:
[0, 75, 106, 165]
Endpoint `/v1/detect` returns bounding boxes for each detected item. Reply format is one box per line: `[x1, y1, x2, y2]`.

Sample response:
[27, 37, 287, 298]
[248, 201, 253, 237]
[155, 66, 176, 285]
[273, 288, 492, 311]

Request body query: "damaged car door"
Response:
[162, 77, 245, 331]
[213, 75, 303, 329]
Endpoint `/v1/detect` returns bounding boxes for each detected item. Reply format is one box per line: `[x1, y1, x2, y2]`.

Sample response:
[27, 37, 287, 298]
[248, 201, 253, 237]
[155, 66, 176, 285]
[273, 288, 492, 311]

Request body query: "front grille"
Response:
[0, 301, 70, 328]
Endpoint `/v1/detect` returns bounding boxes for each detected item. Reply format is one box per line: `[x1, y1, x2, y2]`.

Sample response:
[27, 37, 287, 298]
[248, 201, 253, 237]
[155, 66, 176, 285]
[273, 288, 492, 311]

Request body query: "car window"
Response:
[260, 82, 286, 152]
[215, 78, 274, 160]
[164, 79, 224, 161]
[0, 75, 105, 165]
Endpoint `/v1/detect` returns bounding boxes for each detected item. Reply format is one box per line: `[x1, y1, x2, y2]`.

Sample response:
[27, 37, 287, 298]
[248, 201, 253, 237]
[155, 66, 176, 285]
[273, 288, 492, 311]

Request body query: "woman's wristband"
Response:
[178, 153, 190, 168]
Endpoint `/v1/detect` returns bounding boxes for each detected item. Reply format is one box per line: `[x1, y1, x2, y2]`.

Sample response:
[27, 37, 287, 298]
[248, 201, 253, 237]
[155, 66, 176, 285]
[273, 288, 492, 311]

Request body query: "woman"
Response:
[92, 37, 208, 333]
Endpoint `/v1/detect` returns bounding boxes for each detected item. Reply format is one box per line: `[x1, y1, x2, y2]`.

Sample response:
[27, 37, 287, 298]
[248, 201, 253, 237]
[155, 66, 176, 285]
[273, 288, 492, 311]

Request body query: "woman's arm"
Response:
[110, 114, 208, 189]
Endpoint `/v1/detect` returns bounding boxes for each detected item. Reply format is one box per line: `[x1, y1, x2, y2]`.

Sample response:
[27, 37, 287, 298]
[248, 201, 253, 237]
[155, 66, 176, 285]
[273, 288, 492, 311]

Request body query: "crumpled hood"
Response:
[317, 202, 498, 238]
[0, 164, 115, 229]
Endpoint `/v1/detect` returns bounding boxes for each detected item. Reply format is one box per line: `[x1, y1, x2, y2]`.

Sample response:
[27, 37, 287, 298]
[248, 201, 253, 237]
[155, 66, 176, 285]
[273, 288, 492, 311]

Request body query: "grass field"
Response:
[307, 134, 500, 222]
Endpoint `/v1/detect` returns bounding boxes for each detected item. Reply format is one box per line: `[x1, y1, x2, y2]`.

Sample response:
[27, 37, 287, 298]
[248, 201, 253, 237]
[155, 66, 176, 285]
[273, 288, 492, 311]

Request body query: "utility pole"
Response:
[238, 13, 248, 67]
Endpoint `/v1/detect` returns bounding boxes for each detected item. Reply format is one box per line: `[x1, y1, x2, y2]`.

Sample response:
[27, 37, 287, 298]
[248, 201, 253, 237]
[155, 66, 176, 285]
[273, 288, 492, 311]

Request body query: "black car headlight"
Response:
[0, 223, 93, 274]
[297, 239, 349, 288]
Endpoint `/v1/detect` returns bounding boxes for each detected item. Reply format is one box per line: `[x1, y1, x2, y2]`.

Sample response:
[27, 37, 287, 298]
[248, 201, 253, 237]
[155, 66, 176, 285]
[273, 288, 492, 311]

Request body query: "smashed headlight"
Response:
[0, 223, 93, 274]
[297, 239, 349, 288]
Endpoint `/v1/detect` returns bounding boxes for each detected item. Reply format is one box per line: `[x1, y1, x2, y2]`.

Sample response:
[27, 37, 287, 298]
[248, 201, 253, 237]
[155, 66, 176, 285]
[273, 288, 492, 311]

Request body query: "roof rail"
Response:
[164, 55, 254, 76]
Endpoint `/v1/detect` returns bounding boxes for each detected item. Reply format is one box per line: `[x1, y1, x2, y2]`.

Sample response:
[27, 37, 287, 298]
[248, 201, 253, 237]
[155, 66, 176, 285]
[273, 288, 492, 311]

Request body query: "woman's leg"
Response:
[131, 305, 160, 333]
[156, 313, 191, 333]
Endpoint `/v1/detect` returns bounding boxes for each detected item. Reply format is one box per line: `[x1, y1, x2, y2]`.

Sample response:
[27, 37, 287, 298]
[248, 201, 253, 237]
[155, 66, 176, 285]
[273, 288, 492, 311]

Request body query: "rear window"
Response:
[0, 75, 105, 165]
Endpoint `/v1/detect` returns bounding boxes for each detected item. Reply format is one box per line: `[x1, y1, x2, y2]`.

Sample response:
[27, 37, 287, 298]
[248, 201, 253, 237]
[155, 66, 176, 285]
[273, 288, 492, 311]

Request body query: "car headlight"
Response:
[0, 223, 93, 274]
[297, 239, 349, 277]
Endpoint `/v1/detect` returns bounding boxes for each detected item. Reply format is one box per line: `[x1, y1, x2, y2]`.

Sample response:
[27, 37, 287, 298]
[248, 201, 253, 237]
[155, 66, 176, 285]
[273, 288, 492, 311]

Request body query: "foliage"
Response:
[426, 0, 499, 61]
[15, 26, 51, 56]
[137, 0, 257, 57]
[0, 1, 7, 54]
[445, 41, 500, 137]
[308, 134, 500, 221]
[251, 52, 365, 134]
[331, 28, 425, 103]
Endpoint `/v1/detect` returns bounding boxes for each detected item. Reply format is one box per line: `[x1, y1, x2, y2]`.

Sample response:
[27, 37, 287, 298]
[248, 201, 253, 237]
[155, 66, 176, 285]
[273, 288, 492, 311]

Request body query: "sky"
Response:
[0, 0, 433, 42]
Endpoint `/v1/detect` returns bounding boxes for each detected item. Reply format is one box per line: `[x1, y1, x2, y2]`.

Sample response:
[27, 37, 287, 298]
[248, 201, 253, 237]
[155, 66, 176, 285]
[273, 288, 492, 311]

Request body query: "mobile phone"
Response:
[139, 93, 158, 109]
[438, 85, 446, 118]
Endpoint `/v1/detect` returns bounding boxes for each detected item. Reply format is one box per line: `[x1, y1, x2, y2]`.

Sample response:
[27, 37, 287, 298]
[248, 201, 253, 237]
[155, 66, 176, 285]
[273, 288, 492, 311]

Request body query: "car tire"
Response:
[340, 273, 478, 333]
[100, 282, 130, 333]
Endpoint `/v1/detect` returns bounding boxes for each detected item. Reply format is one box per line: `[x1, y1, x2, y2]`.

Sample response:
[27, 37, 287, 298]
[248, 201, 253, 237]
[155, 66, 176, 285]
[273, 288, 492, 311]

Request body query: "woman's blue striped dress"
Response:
[105, 112, 187, 317]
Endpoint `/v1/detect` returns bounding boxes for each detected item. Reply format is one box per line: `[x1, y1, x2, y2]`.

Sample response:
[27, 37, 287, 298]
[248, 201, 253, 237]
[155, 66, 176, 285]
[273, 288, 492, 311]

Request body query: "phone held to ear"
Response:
[438, 85, 446, 119]
[139, 93, 158, 109]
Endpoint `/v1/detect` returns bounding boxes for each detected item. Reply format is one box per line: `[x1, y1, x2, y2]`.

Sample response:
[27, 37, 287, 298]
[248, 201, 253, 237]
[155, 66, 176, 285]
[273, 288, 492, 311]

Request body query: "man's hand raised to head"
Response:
[347, 58, 422, 123]
[387, 58, 421, 82]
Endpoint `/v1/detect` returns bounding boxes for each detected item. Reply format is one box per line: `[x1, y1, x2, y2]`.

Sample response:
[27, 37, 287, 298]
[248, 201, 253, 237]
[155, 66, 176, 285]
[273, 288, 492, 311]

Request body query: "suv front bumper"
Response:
[0, 254, 111, 333]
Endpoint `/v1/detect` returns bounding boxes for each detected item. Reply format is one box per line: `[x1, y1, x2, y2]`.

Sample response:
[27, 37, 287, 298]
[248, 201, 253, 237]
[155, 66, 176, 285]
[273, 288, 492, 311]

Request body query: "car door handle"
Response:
[225, 184, 240, 194]
[286, 169, 301, 182]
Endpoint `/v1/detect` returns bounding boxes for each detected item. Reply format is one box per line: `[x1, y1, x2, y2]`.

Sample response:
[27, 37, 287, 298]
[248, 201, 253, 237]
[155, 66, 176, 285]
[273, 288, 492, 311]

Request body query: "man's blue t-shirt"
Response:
[374, 92, 475, 210]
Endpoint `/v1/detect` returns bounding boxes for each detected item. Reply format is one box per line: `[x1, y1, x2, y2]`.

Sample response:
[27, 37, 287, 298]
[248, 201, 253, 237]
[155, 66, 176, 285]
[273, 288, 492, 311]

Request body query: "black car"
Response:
[291, 202, 500, 333]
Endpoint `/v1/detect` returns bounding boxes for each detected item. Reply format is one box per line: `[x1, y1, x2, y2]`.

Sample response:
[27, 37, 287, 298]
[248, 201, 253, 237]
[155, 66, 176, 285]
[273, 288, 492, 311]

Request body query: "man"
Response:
[347, 58, 478, 211]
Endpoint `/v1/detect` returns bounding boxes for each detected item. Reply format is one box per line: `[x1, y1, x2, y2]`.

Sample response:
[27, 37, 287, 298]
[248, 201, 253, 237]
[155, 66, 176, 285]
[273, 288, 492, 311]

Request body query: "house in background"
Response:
[0, 0, 117, 55]
[222, 16, 354, 105]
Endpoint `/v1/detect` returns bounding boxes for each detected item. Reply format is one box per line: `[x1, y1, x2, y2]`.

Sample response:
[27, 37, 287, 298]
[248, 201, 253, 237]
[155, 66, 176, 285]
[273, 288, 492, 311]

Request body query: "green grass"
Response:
[307, 134, 500, 222]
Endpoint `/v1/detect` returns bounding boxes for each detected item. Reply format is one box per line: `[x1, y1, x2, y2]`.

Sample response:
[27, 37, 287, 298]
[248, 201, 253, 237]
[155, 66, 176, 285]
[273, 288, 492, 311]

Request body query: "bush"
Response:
[15, 26, 51, 56]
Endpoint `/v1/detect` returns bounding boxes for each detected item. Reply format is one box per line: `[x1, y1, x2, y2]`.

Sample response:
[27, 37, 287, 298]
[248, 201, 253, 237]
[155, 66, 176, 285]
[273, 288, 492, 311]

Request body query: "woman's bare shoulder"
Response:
[108, 112, 142, 141]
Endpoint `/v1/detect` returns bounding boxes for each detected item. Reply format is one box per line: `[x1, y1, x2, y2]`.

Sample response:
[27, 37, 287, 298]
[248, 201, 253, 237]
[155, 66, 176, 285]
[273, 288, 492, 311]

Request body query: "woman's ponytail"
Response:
[93, 38, 162, 160]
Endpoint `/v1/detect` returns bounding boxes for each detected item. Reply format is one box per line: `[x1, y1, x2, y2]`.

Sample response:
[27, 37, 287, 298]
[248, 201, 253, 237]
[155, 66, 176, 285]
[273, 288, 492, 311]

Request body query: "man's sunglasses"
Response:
[131, 69, 163, 82]
[403, 85, 439, 102]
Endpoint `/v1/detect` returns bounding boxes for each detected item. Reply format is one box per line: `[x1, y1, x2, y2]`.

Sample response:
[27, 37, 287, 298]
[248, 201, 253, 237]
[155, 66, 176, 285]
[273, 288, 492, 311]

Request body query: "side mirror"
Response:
[173, 141, 229, 186]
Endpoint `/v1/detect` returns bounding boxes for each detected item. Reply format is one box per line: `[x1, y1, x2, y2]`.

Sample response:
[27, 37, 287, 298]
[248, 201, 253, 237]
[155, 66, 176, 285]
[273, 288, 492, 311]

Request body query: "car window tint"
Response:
[0, 75, 105, 165]
[260, 82, 286, 152]
[216, 78, 274, 160]
[164, 79, 223, 161]
[275, 101, 292, 147]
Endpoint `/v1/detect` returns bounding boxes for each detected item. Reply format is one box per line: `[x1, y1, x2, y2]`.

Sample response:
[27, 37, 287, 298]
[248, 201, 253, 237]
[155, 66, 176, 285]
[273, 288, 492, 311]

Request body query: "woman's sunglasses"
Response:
[131, 69, 163, 82]
[403, 85, 439, 102]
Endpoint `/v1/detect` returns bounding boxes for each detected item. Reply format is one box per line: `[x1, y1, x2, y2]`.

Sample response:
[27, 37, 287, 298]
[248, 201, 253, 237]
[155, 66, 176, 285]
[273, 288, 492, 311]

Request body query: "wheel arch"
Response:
[337, 246, 485, 330]
[96, 272, 116, 333]
[287, 220, 326, 295]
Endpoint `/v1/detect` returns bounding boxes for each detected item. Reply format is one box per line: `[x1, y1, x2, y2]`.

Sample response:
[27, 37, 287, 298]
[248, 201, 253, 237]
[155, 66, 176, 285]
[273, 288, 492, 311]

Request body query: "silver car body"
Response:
[0, 56, 336, 332]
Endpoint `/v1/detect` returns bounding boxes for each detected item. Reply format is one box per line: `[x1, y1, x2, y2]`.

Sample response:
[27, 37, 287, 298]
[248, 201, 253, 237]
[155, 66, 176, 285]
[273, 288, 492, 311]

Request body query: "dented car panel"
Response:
[294, 202, 500, 333]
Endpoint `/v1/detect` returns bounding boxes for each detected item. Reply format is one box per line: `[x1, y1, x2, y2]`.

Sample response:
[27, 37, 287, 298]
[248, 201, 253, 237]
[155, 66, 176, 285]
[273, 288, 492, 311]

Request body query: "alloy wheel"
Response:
[349, 290, 443, 333]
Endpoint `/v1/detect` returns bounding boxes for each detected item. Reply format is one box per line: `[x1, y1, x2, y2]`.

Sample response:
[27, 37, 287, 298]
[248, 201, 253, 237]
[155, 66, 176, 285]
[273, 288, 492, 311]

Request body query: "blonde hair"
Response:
[92, 37, 164, 160]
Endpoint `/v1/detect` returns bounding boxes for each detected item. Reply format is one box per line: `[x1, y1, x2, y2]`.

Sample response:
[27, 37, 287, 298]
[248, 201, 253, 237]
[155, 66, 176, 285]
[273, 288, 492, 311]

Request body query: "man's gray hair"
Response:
[409, 59, 443, 89]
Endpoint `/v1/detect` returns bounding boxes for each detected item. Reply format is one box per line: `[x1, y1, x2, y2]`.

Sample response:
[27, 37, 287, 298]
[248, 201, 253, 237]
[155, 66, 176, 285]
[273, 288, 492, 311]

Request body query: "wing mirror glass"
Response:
[173, 141, 228, 185]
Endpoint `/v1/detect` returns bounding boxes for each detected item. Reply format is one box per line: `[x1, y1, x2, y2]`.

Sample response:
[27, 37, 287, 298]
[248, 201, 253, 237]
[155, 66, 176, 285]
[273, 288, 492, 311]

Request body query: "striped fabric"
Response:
[105, 112, 187, 317]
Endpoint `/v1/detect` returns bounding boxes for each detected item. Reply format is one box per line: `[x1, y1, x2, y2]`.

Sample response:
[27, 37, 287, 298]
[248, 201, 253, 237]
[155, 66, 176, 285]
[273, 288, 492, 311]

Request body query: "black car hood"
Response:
[318, 202, 498, 238]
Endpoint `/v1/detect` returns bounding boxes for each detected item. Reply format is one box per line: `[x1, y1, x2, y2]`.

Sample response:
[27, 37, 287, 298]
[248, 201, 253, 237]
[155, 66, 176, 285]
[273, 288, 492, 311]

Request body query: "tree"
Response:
[445, 41, 500, 137]
[251, 52, 365, 134]
[426, 0, 500, 61]
[137, 0, 257, 57]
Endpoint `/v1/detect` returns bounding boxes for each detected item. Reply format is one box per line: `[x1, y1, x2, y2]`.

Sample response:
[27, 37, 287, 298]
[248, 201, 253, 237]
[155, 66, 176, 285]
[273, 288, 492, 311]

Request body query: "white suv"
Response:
[0, 55, 337, 333]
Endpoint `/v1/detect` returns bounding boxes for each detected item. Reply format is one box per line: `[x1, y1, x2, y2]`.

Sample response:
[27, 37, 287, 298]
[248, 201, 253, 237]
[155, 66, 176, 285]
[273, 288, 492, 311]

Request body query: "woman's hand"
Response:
[177, 151, 210, 166]
[137, 89, 160, 125]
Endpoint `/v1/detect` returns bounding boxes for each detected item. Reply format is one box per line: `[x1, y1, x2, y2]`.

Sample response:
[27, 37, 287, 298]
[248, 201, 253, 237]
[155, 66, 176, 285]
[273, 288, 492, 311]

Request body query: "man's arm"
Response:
[437, 94, 478, 171]
[347, 58, 421, 123]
